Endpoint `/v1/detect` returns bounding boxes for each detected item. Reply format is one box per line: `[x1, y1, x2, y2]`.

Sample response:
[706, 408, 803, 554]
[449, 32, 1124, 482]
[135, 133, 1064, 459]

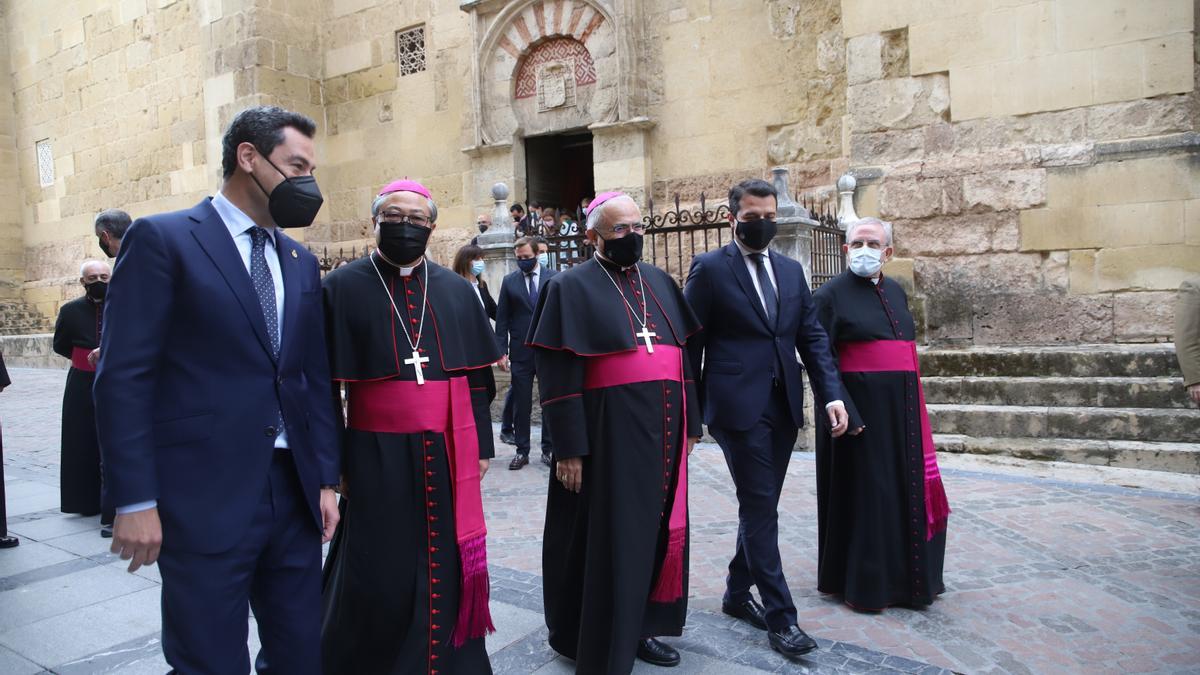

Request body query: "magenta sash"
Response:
[346, 377, 494, 645]
[70, 346, 95, 372]
[584, 344, 688, 603]
[836, 340, 950, 540]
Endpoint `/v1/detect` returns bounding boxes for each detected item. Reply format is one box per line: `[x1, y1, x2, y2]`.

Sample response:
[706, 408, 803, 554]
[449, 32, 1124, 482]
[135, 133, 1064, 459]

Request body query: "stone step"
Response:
[934, 434, 1200, 474]
[926, 403, 1200, 444]
[919, 344, 1180, 378]
[922, 376, 1189, 409]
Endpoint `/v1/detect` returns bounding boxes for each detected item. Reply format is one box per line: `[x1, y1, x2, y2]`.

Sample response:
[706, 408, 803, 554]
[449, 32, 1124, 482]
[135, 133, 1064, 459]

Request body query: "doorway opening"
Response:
[524, 130, 595, 224]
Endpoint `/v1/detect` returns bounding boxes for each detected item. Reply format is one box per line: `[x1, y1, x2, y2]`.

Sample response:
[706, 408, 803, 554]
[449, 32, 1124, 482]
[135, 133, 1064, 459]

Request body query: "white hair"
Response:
[79, 259, 110, 277]
[371, 192, 438, 223]
[585, 195, 636, 231]
[845, 217, 893, 246]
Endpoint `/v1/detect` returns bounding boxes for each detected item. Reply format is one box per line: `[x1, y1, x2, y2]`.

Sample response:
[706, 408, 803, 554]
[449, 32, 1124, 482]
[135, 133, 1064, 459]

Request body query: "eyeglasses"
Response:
[378, 213, 430, 228]
[603, 222, 647, 236]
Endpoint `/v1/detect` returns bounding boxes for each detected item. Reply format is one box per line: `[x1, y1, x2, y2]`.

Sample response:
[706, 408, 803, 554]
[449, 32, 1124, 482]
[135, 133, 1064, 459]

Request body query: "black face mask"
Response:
[98, 235, 117, 258]
[377, 221, 432, 266]
[600, 232, 643, 268]
[85, 281, 108, 302]
[250, 153, 324, 228]
[517, 257, 538, 274]
[736, 217, 778, 251]
[477, 223, 489, 233]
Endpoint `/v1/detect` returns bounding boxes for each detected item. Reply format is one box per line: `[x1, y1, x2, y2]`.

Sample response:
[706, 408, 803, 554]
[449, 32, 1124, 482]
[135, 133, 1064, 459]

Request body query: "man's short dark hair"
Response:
[221, 106, 317, 179]
[533, 235, 549, 248]
[94, 209, 132, 238]
[514, 236, 535, 251]
[728, 179, 777, 218]
[510, 203, 525, 214]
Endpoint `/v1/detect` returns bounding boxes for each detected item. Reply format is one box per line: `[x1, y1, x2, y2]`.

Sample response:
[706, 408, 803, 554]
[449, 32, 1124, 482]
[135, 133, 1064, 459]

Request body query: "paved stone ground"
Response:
[1, 367, 1198, 674]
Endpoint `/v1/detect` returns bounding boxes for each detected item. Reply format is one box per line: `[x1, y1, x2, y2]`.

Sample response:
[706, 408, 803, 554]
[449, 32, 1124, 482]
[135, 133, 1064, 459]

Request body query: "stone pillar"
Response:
[589, 117, 656, 206]
[836, 173, 858, 229]
[476, 182, 517, 292]
[767, 167, 819, 287]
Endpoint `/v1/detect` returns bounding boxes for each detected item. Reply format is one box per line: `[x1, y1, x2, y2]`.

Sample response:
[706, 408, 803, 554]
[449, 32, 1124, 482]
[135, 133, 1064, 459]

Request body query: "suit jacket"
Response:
[684, 242, 842, 432]
[495, 265, 556, 363]
[1176, 278, 1200, 387]
[94, 198, 339, 554]
[477, 278, 498, 321]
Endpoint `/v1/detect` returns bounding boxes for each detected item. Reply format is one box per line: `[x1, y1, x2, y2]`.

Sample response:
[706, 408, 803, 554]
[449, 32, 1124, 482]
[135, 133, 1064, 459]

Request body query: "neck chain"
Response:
[370, 251, 427, 353]
[595, 254, 649, 331]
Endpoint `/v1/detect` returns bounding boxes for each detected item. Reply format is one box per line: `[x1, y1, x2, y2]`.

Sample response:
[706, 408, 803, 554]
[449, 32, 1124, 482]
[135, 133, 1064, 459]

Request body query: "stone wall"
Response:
[840, 0, 1199, 344]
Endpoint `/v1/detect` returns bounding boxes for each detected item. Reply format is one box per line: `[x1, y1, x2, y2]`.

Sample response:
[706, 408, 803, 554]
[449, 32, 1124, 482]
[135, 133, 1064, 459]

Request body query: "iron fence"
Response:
[800, 194, 845, 289]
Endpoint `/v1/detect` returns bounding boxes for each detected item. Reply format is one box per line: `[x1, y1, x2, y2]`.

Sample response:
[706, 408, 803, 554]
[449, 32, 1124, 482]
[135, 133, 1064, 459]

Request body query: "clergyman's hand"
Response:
[87, 348, 100, 367]
[848, 426, 865, 436]
[111, 508, 163, 573]
[557, 457, 583, 493]
[1189, 383, 1200, 405]
[479, 459, 490, 479]
[827, 402, 849, 438]
[498, 355, 510, 372]
[320, 487, 340, 543]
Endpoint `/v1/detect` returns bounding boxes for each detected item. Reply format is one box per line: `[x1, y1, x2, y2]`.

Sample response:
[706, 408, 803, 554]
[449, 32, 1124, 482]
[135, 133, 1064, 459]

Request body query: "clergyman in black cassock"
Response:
[320, 180, 498, 675]
[530, 192, 702, 673]
[0, 349, 16, 547]
[812, 217, 949, 611]
[52, 260, 114, 526]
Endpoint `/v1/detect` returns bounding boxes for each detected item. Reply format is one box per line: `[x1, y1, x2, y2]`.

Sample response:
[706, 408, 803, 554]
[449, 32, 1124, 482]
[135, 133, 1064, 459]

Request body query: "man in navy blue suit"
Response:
[496, 235, 557, 469]
[684, 179, 857, 660]
[95, 106, 340, 674]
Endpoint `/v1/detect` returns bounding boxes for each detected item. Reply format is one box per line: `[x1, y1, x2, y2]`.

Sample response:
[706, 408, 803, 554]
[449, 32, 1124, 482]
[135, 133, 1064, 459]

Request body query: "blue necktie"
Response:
[750, 252, 777, 327]
[248, 227, 279, 357]
[527, 272, 538, 307]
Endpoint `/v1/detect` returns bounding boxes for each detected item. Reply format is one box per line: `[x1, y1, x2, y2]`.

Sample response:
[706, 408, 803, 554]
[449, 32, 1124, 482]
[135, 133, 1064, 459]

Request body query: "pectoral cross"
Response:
[635, 327, 657, 353]
[405, 349, 430, 385]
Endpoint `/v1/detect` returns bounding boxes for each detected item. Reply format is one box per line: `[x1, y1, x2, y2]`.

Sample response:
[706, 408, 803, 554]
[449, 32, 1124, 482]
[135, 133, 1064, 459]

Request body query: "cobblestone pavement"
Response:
[1, 367, 1198, 674]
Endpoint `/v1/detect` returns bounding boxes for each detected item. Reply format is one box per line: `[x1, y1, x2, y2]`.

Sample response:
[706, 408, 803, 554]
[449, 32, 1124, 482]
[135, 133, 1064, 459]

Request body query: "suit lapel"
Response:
[276, 231, 302, 364]
[189, 200, 275, 361]
[724, 243, 771, 330]
[768, 251, 793, 327]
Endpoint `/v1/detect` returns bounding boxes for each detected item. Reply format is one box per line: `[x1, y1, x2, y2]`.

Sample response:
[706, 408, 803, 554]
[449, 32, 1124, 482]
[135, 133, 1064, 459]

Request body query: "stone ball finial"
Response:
[837, 173, 857, 192]
[491, 182, 510, 201]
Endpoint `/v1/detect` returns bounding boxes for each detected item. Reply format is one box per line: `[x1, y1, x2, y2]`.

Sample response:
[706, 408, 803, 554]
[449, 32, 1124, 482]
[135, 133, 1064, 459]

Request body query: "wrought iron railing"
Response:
[800, 193, 845, 289]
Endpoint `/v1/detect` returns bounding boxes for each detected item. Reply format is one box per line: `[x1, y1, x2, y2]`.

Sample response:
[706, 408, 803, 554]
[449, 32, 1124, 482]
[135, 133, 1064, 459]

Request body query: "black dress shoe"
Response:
[636, 638, 680, 667]
[540, 452, 553, 467]
[500, 431, 516, 445]
[722, 598, 768, 630]
[508, 454, 529, 470]
[100, 525, 114, 539]
[768, 625, 818, 657]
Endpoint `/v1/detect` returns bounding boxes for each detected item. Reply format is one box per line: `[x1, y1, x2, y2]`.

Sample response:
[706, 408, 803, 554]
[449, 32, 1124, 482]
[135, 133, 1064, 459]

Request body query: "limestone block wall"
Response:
[841, 0, 1199, 345]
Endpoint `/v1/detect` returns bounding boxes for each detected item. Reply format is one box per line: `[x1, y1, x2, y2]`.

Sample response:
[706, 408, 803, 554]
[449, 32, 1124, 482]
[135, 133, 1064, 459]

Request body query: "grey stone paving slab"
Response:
[486, 600, 546, 656]
[106, 557, 163, 584]
[0, 540, 76, 578]
[0, 563, 157, 633]
[0, 586, 162, 666]
[41, 528, 119, 559]
[3, 488, 60, 518]
[0, 557, 98, 592]
[0, 644, 42, 675]
[8, 512, 104, 542]
[53, 633, 165, 675]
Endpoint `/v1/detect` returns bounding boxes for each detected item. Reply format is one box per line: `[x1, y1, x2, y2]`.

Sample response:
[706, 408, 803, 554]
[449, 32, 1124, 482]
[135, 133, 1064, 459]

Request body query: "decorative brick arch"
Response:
[471, 0, 627, 144]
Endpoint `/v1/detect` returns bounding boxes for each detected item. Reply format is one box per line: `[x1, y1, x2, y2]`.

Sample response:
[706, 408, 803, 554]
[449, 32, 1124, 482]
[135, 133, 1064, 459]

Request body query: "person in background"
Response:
[470, 212, 492, 246]
[454, 243, 497, 321]
[0, 349, 16, 548]
[53, 259, 115, 537]
[94, 209, 132, 259]
[1175, 278, 1200, 406]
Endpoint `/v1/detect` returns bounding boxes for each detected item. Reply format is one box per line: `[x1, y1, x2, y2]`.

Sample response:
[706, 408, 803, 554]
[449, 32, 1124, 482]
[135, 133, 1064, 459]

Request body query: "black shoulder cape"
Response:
[322, 255, 501, 381]
[528, 258, 701, 356]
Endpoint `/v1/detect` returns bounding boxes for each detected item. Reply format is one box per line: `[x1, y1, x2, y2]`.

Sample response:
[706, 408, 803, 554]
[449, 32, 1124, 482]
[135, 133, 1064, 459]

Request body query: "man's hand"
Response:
[111, 508, 163, 573]
[87, 348, 100, 367]
[1189, 383, 1200, 405]
[848, 426, 865, 436]
[320, 488, 340, 544]
[479, 459, 490, 479]
[827, 402, 849, 438]
[686, 437, 699, 456]
[556, 457, 583, 493]
[498, 355, 510, 372]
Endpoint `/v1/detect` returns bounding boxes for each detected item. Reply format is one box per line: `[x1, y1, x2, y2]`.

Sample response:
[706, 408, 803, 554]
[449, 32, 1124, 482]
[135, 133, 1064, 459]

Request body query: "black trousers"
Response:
[158, 450, 322, 674]
[510, 357, 553, 456]
[709, 384, 799, 632]
[500, 386, 514, 436]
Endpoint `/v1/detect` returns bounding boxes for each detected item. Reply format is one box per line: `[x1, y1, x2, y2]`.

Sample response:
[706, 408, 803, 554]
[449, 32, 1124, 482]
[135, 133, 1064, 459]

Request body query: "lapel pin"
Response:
[291, 249, 298, 259]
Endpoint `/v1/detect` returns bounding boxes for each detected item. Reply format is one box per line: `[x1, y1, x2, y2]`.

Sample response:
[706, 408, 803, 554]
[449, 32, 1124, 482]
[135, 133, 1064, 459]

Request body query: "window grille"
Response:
[396, 26, 426, 76]
[36, 139, 53, 187]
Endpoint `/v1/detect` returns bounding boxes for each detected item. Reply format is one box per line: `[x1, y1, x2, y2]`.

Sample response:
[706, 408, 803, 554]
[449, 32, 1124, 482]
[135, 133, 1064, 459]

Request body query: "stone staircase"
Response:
[922, 344, 1199, 474]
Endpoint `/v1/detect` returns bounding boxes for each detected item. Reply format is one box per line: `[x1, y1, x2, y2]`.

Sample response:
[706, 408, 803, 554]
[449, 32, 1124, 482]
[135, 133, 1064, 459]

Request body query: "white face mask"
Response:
[848, 246, 884, 277]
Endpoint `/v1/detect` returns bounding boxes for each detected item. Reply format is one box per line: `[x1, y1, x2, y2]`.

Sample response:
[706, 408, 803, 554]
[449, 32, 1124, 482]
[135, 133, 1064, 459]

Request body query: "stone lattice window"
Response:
[36, 139, 53, 187]
[396, 25, 426, 76]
